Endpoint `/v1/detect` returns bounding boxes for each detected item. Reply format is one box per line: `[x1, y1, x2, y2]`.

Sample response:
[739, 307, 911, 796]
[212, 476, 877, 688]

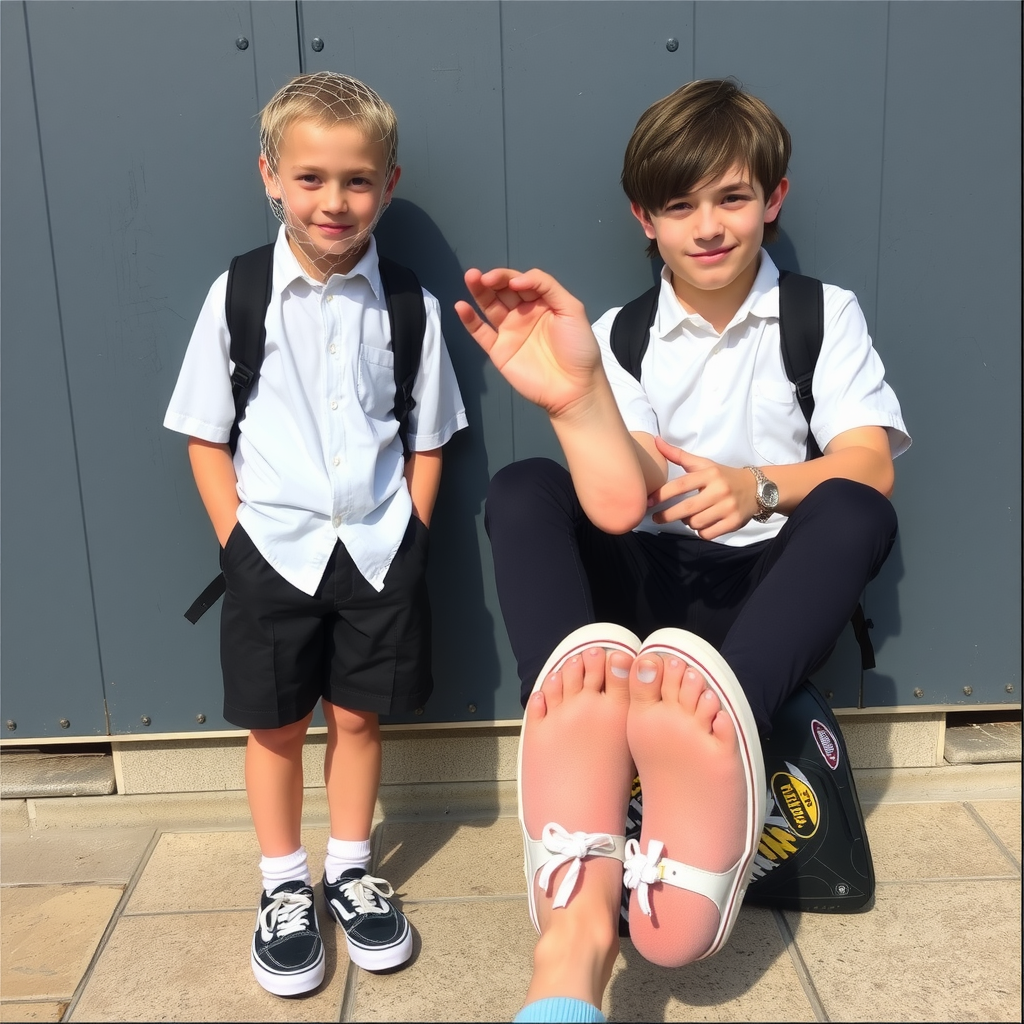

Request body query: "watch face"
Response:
[762, 481, 780, 508]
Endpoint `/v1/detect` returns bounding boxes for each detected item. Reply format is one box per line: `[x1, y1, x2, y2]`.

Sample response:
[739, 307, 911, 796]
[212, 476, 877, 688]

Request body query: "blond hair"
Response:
[622, 79, 791, 254]
[259, 72, 398, 174]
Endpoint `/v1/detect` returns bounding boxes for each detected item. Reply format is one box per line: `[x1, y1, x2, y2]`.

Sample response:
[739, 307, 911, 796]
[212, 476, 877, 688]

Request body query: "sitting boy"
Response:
[164, 73, 467, 996]
[456, 79, 908, 1021]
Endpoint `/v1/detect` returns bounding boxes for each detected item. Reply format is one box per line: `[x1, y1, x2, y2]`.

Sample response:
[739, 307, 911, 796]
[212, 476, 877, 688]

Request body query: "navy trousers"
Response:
[485, 459, 897, 736]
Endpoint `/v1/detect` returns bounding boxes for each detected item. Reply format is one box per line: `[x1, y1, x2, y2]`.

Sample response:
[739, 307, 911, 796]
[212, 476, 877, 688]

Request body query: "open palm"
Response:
[456, 268, 602, 418]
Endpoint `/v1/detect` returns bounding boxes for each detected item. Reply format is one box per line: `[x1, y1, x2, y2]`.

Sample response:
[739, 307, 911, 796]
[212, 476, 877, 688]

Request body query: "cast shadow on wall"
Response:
[375, 198, 504, 723]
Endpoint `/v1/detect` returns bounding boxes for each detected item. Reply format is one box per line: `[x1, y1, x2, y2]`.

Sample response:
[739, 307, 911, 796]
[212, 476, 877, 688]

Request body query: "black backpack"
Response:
[184, 242, 426, 623]
[608, 270, 875, 669]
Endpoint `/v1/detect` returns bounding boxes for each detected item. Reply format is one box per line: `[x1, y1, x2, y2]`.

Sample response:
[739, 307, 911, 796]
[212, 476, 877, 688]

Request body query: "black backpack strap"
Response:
[184, 242, 273, 623]
[378, 257, 425, 459]
[225, 243, 275, 455]
[777, 270, 824, 461]
[609, 284, 660, 381]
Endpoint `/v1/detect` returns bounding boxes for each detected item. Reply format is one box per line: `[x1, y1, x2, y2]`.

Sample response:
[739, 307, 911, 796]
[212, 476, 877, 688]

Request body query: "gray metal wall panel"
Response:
[501, 1, 696, 463]
[25, 1, 297, 733]
[2, 1, 1019, 740]
[0, 2, 107, 738]
[864, 1, 1021, 706]
[298, 1, 517, 721]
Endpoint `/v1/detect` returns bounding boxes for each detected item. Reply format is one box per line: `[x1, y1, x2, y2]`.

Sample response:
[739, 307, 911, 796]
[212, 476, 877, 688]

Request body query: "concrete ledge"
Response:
[4, 764, 1018, 833]
[0, 751, 115, 799]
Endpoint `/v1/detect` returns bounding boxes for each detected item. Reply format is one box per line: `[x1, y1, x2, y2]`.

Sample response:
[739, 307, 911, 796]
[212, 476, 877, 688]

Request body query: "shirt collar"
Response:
[652, 249, 782, 337]
[272, 225, 382, 297]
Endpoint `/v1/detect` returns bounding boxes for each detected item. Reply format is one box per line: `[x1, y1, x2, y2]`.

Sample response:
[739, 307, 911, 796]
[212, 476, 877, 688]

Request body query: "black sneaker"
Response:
[323, 869, 412, 970]
[250, 880, 325, 996]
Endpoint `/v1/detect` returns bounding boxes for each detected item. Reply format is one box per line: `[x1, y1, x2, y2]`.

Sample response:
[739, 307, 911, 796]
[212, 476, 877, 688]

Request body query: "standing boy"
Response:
[165, 73, 467, 996]
[457, 79, 908, 1021]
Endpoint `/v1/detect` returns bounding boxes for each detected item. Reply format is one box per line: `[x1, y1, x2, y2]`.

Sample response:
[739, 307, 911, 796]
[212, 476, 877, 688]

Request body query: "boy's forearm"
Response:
[771, 441, 894, 515]
[187, 437, 240, 547]
[550, 375, 651, 533]
[404, 449, 443, 527]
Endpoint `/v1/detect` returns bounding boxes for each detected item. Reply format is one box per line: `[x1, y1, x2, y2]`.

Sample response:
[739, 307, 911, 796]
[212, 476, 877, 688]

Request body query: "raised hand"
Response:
[455, 268, 603, 420]
[648, 437, 759, 540]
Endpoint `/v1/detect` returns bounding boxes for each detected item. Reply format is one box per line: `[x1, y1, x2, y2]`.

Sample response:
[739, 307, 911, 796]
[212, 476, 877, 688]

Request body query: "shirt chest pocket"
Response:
[751, 380, 808, 465]
[356, 345, 396, 421]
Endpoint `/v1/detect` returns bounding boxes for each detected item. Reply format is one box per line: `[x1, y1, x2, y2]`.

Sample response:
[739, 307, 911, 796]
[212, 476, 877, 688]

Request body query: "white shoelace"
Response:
[623, 838, 664, 917]
[537, 823, 619, 909]
[259, 889, 314, 941]
[335, 874, 395, 915]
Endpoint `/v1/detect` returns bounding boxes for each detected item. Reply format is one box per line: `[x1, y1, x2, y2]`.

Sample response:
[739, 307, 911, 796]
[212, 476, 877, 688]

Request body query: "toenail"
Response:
[610, 663, 630, 678]
[637, 664, 657, 684]
[668, 658, 680, 668]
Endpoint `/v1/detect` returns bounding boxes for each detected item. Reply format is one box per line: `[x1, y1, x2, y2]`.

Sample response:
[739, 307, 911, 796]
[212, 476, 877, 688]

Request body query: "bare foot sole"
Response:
[518, 623, 640, 932]
[624, 628, 766, 967]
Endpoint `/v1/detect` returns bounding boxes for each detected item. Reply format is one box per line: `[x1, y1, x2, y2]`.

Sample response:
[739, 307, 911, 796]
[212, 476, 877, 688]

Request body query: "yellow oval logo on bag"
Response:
[770, 771, 820, 838]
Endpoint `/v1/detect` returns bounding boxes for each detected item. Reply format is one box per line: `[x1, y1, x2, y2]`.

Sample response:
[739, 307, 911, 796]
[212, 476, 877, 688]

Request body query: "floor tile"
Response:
[1, 828, 153, 886]
[969, 800, 1022, 867]
[126, 829, 328, 913]
[375, 818, 524, 898]
[863, 802, 1015, 879]
[606, 907, 815, 1022]
[1, 885, 123, 1000]
[785, 880, 1022, 1022]
[68, 910, 345, 1022]
[0, 1004, 66, 1023]
[347, 898, 534, 1021]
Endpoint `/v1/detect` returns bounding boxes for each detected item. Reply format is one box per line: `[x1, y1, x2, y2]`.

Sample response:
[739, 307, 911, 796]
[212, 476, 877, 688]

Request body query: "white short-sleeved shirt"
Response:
[164, 228, 468, 594]
[592, 251, 910, 547]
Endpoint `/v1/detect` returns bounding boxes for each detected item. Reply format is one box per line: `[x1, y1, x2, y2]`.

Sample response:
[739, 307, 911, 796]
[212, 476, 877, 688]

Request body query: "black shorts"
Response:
[219, 518, 433, 729]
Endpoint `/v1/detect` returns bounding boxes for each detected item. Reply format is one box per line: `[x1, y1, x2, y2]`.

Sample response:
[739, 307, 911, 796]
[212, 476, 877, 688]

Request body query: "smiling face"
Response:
[259, 118, 400, 281]
[631, 165, 788, 323]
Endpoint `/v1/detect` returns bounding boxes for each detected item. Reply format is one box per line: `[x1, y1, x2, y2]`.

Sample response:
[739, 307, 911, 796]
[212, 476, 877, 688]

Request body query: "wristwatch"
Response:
[746, 466, 780, 523]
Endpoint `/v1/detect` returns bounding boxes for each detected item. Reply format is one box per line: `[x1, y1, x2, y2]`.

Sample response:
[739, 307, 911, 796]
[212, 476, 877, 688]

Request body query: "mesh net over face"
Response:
[260, 73, 398, 280]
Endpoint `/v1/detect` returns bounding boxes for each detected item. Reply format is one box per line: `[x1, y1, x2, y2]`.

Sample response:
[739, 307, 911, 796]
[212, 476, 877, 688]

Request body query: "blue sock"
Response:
[514, 997, 605, 1023]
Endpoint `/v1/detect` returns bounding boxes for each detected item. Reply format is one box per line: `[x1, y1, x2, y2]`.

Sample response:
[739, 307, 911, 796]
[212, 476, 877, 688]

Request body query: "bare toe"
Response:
[560, 655, 584, 696]
[677, 666, 706, 713]
[581, 646, 607, 691]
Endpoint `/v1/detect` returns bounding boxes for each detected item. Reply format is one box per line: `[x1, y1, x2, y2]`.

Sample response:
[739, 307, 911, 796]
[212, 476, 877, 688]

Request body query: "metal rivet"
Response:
[6, 720, 16, 732]
[311, 37, 325, 52]
[467, 704, 477, 714]
[141, 716, 152, 726]
[913, 688, 924, 699]
[1006, 684, 1015, 694]
[824, 691, 834, 700]
[414, 707, 424, 716]
[195, 714, 206, 725]
[235, 37, 249, 50]
[962, 686, 973, 697]
[665, 38, 679, 52]
[59, 719, 71, 729]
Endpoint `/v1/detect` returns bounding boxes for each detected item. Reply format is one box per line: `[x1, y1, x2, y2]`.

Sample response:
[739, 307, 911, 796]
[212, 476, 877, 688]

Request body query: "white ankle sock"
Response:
[259, 846, 310, 894]
[324, 837, 372, 883]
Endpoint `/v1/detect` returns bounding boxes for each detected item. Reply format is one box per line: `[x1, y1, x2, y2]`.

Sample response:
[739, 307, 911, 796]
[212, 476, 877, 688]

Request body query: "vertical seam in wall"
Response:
[294, 0, 305, 75]
[21, 1, 111, 727]
[497, 0, 514, 458]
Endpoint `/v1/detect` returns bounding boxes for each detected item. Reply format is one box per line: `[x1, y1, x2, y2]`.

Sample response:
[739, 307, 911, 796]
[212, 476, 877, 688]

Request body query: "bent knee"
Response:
[485, 458, 572, 530]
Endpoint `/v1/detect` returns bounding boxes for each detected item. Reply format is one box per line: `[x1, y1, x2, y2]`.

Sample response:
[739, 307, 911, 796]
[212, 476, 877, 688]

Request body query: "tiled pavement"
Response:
[1, 765, 1020, 1023]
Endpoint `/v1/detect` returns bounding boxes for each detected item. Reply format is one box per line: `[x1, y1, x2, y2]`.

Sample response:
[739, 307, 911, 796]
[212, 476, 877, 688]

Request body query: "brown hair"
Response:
[622, 79, 791, 255]
[259, 72, 398, 175]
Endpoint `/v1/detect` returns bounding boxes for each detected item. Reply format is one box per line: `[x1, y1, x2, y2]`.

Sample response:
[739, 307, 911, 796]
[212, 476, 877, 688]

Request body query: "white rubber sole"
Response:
[344, 924, 413, 971]
[250, 946, 325, 996]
